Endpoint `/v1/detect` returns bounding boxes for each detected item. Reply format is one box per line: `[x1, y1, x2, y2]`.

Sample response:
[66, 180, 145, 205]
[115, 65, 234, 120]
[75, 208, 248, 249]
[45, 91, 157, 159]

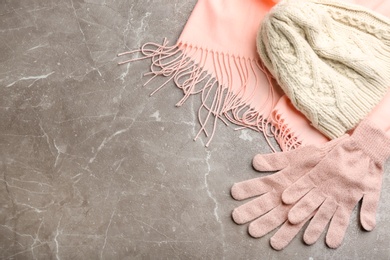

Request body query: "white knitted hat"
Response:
[257, 0, 390, 139]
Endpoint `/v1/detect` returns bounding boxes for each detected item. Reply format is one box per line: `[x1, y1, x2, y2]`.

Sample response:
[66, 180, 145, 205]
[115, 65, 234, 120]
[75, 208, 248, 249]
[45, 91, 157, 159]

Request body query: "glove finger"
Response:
[326, 206, 353, 249]
[232, 191, 280, 224]
[253, 137, 344, 173]
[288, 188, 326, 224]
[231, 166, 294, 200]
[270, 213, 314, 251]
[282, 175, 315, 204]
[360, 165, 383, 231]
[252, 152, 290, 172]
[304, 198, 338, 245]
[248, 204, 291, 238]
[231, 176, 273, 201]
[360, 191, 380, 231]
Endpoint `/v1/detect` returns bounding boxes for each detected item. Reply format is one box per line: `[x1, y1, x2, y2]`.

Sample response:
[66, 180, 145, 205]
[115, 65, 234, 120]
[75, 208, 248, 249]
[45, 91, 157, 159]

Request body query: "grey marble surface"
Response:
[1, 0, 390, 259]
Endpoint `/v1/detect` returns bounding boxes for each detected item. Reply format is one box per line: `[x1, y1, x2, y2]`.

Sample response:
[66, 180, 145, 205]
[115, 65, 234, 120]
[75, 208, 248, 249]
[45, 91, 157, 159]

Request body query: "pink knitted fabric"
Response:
[231, 136, 347, 250]
[232, 118, 390, 249]
[283, 118, 390, 248]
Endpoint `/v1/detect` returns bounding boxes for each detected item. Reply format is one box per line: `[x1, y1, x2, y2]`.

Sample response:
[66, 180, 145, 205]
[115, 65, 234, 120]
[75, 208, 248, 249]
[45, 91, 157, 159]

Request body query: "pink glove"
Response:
[283, 118, 390, 248]
[231, 136, 346, 250]
[232, 118, 390, 249]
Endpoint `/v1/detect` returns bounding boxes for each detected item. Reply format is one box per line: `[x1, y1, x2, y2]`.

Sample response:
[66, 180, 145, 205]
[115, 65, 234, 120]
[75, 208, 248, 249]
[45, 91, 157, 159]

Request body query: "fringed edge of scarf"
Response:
[118, 38, 303, 151]
[269, 108, 303, 151]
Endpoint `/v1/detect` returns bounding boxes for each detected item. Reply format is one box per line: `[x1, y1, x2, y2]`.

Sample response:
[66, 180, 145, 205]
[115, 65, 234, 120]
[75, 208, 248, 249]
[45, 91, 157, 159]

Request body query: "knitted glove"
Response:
[232, 118, 390, 249]
[282, 118, 390, 248]
[231, 136, 346, 250]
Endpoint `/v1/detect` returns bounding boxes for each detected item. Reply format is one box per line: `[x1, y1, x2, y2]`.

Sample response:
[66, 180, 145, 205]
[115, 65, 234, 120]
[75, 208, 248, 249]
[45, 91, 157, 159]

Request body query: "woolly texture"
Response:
[231, 136, 346, 250]
[258, 0, 390, 139]
[232, 118, 390, 249]
[283, 118, 390, 248]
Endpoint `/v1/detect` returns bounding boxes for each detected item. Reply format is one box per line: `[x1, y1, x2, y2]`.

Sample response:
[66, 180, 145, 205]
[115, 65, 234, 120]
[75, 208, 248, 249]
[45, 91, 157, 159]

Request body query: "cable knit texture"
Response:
[257, 0, 390, 139]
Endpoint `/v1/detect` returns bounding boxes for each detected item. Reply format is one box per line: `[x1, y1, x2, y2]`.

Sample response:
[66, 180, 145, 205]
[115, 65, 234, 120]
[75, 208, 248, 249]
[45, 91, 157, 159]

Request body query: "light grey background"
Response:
[1, 0, 390, 259]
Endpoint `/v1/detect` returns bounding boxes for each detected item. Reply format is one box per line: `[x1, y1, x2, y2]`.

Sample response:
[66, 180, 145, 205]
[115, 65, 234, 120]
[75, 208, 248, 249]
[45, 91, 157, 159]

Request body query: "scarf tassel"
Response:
[269, 109, 303, 151]
[118, 38, 304, 151]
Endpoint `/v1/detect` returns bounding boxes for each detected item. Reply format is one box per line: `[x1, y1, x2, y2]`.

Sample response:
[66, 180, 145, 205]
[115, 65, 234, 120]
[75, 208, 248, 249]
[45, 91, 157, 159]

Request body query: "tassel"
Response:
[118, 38, 288, 149]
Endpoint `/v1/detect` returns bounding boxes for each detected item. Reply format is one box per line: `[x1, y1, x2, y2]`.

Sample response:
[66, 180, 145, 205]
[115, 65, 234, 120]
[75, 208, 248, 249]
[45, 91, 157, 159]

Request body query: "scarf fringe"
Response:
[269, 109, 303, 151]
[118, 38, 301, 151]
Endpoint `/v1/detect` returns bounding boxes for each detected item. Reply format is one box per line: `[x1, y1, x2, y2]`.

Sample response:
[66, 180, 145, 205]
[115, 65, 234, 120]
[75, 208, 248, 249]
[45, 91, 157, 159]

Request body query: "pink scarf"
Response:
[118, 0, 390, 150]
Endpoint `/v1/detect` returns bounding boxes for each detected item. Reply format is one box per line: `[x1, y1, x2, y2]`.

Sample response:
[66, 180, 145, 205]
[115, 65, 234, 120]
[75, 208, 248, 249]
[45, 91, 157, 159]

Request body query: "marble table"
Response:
[1, 0, 390, 259]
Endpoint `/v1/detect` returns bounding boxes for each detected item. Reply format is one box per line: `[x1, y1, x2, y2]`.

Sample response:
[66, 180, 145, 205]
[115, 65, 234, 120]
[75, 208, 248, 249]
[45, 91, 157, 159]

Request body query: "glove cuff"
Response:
[352, 118, 390, 163]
